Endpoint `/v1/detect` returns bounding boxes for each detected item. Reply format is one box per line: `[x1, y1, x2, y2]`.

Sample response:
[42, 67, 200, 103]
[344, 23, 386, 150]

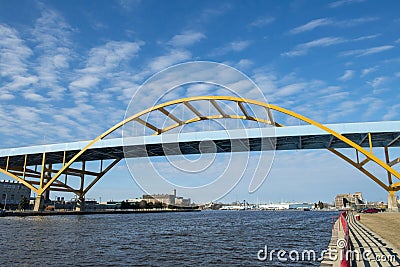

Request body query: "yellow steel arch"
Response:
[1, 96, 398, 198]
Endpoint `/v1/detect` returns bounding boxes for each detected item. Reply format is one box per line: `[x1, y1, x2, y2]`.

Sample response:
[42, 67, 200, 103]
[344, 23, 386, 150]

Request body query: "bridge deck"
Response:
[0, 121, 399, 167]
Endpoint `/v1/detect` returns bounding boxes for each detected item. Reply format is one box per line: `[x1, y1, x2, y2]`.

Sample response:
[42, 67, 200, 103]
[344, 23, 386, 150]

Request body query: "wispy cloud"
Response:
[338, 70, 354, 81]
[117, 0, 141, 12]
[361, 67, 378, 77]
[368, 76, 388, 88]
[290, 18, 333, 34]
[167, 31, 205, 47]
[249, 16, 275, 28]
[148, 49, 191, 72]
[352, 34, 381, 41]
[211, 40, 252, 56]
[282, 37, 345, 57]
[329, 0, 366, 8]
[69, 40, 143, 103]
[0, 24, 33, 79]
[340, 45, 394, 57]
[289, 17, 377, 34]
[31, 6, 76, 101]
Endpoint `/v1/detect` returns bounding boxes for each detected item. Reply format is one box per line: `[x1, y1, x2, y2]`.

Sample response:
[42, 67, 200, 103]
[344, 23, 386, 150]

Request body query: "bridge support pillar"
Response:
[33, 195, 44, 211]
[387, 192, 399, 212]
[75, 196, 85, 211]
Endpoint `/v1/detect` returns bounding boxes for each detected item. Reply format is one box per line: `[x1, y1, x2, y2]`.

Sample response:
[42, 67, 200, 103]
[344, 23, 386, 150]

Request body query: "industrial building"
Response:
[143, 189, 191, 207]
[334, 192, 364, 209]
[0, 180, 31, 209]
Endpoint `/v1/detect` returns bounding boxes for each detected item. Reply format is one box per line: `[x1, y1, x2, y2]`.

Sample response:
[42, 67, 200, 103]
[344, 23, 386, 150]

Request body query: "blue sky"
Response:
[0, 0, 399, 204]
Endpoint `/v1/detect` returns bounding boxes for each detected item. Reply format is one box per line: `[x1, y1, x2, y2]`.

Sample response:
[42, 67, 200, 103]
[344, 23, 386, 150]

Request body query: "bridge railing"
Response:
[339, 211, 350, 267]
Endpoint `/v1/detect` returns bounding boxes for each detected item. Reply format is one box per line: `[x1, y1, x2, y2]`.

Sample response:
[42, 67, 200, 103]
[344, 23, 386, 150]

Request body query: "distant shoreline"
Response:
[1, 208, 200, 217]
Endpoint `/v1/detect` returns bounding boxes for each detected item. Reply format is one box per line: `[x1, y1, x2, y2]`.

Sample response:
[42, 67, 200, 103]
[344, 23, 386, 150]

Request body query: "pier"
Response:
[321, 212, 400, 267]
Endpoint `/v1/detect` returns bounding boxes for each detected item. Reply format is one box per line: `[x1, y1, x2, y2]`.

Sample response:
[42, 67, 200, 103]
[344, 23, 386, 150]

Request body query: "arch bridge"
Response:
[0, 96, 399, 211]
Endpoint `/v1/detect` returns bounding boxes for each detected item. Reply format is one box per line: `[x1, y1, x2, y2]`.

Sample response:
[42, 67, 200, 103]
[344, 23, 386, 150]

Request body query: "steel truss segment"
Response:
[387, 134, 400, 147]
[391, 182, 400, 190]
[210, 99, 228, 117]
[327, 148, 390, 191]
[158, 107, 182, 124]
[384, 147, 393, 185]
[389, 157, 400, 167]
[83, 158, 121, 195]
[35, 96, 400, 194]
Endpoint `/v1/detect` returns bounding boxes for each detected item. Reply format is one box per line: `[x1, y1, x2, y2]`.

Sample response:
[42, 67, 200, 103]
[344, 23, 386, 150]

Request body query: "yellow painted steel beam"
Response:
[368, 132, 373, 152]
[40, 152, 46, 189]
[391, 182, 400, 190]
[22, 154, 27, 180]
[5, 156, 9, 171]
[38, 96, 400, 195]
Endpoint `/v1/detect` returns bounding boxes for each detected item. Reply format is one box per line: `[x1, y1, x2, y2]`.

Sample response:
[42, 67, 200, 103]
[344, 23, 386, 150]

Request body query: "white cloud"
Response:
[382, 104, 400, 120]
[148, 49, 191, 72]
[0, 93, 15, 100]
[336, 17, 378, 27]
[290, 18, 332, 34]
[352, 34, 380, 41]
[6, 75, 38, 90]
[0, 24, 33, 78]
[368, 76, 388, 88]
[31, 7, 76, 101]
[70, 75, 100, 89]
[329, 0, 366, 8]
[117, 0, 141, 12]
[85, 41, 143, 73]
[275, 83, 307, 97]
[282, 37, 345, 57]
[168, 31, 205, 47]
[361, 67, 378, 77]
[289, 17, 377, 34]
[236, 59, 253, 69]
[211, 40, 252, 56]
[249, 16, 275, 27]
[23, 91, 48, 102]
[338, 70, 354, 81]
[231, 41, 252, 51]
[340, 45, 394, 57]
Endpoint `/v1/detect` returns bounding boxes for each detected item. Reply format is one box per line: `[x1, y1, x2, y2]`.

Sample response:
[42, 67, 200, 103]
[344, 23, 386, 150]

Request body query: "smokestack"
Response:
[173, 189, 176, 197]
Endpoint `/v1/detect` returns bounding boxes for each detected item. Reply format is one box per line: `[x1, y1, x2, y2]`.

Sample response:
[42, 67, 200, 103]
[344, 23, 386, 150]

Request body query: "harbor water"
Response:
[0, 210, 336, 266]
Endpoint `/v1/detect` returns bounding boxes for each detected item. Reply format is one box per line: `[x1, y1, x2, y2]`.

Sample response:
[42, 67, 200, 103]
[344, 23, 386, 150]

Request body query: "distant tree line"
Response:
[119, 200, 198, 210]
[120, 200, 165, 209]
